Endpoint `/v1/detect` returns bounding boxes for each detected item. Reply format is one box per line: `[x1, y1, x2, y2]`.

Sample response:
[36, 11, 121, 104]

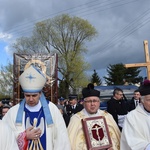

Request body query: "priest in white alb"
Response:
[3, 65, 71, 150]
[68, 83, 121, 150]
[0, 120, 19, 150]
[121, 79, 150, 150]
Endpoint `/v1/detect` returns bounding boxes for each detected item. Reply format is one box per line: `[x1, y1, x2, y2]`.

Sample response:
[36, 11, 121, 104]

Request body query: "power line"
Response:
[6, 0, 141, 36]
[76, 0, 140, 17]
[96, 8, 150, 53]
[5, 0, 149, 58]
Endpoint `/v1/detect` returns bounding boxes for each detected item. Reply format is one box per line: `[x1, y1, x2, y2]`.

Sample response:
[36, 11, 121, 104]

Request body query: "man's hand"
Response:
[25, 126, 41, 140]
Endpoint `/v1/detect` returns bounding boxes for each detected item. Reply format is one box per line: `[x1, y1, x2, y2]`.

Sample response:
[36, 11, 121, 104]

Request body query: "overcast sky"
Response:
[0, 0, 150, 82]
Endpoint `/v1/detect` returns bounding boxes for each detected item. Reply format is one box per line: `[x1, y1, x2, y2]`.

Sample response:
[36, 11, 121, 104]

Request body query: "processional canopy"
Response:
[13, 53, 58, 104]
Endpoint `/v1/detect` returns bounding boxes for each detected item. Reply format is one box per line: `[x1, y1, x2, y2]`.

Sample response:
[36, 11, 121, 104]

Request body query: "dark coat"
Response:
[107, 97, 129, 131]
[66, 104, 83, 117]
[63, 113, 70, 127]
[66, 103, 83, 126]
[128, 97, 141, 111]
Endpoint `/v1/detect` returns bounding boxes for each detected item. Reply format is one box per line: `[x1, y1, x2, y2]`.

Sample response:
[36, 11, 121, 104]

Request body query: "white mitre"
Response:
[19, 65, 46, 93]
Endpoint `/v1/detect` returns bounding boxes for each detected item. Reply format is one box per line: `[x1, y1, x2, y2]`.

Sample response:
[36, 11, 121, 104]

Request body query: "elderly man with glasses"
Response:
[121, 80, 150, 150]
[68, 83, 120, 150]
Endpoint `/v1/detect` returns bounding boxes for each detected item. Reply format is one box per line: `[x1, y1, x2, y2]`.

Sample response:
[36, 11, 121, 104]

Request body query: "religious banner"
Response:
[82, 116, 112, 150]
[13, 53, 58, 105]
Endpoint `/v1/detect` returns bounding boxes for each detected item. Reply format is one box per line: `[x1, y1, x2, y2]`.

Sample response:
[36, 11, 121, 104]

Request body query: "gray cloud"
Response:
[0, 0, 150, 80]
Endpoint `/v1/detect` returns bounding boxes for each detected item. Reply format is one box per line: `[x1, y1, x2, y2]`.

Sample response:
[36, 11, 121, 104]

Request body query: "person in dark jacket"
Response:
[66, 94, 83, 117]
[128, 89, 141, 111]
[107, 88, 129, 131]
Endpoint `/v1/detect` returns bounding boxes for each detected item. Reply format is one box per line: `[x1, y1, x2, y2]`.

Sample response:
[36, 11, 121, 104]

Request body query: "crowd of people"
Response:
[0, 65, 150, 150]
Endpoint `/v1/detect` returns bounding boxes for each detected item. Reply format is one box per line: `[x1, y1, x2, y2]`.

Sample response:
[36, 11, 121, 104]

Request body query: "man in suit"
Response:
[66, 94, 83, 118]
[128, 89, 141, 111]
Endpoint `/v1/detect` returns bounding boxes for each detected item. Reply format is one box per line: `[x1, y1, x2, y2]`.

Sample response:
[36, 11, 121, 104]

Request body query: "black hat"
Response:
[2, 103, 11, 109]
[59, 97, 65, 101]
[1, 98, 10, 105]
[68, 94, 77, 100]
[82, 83, 100, 98]
[139, 80, 150, 96]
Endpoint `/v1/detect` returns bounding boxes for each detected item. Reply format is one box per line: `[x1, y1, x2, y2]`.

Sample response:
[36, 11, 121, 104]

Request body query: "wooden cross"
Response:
[124, 40, 150, 80]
